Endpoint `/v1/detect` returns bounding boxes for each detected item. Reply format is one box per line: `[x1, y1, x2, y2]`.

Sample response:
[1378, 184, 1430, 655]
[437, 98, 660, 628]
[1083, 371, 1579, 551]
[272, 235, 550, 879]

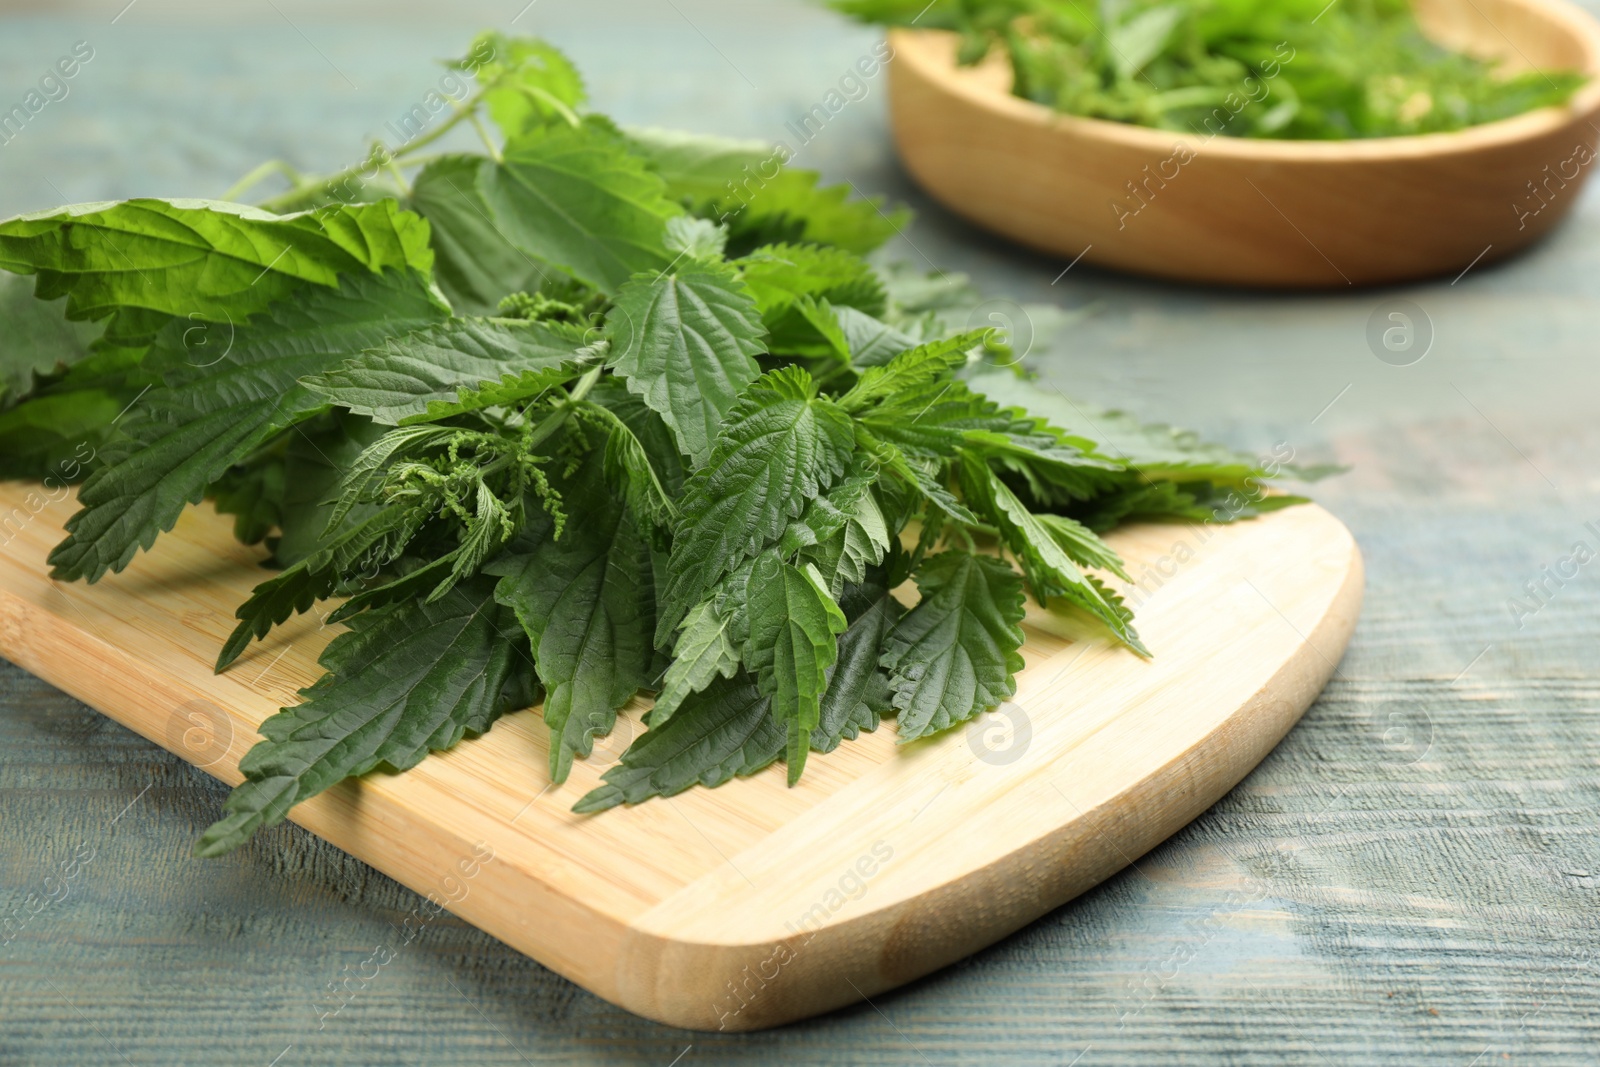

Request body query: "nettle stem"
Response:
[244, 76, 511, 214]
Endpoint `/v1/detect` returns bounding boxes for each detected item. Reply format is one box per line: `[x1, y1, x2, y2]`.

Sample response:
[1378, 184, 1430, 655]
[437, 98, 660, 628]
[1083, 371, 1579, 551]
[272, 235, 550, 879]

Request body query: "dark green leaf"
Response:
[656, 366, 855, 642]
[741, 557, 847, 783]
[48, 270, 447, 582]
[302, 317, 588, 425]
[812, 577, 900, 753]
[488, 446, 655, 783]
[409, 155, 550, 316]
[196, 578, 522, 856]
[0, 272, 98, 408]
[605, 261, 766, 466]
[572, 673, 783, 813]
[881, 550, 1026, 742]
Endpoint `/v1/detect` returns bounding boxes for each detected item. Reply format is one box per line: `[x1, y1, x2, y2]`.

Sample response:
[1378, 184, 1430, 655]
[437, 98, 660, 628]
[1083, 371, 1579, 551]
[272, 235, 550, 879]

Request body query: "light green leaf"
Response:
[479, 121, 681, 293]
[719, 169, 909, 256]
[736, 242, 886, 318]
[0, 198, 435, 325]
[622, 125, 772, 203]
[650, 598, 740, 728]
[466, 33, 587, 138]
[838, 329, 988, 413]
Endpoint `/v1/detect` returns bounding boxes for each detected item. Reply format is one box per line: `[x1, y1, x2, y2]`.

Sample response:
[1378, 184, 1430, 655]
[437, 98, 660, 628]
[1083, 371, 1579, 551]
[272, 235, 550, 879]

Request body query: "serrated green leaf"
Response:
[479, 121, 681, 293]
[0, 198, 435, 326]
[196, 578, 523, 856]
[828, 302, 920, 367]
[656, 365, 856, 642]
[960, 456, 1146, 654]
[0, 272, 98, 408]
[466, 33, 587, 138]
[622, 126, 772, 204]
[270, 412, 387, 565]
[47, 270, 447, 583]
[736, 242, 886, 319]
[578, 399, 677, 533]
[742, 558, 847, 783]
[663, 216, 728, 261]
[839, 329, 988, 413]
[967, 370, 1301, 485]
[487, 444, 654, 783]
[881, 550, 1026, 742]
[795, 471, 892, 595]
[1035, 512, 1131, 580]
[409, 155, 550, 316]
[650, 598, 740, 728]
[605, 261, 766, 466]
[572, 672, 783, 813]
[214, 498, 431, 671]
[719, 169, 909, 256]
[812, 577, 900, 753]
[302, 317, 588, 424]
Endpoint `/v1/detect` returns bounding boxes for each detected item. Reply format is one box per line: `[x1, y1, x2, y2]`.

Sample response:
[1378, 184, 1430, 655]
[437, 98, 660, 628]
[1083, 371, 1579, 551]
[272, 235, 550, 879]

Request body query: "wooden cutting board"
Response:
[0, 484, 1361, 1031]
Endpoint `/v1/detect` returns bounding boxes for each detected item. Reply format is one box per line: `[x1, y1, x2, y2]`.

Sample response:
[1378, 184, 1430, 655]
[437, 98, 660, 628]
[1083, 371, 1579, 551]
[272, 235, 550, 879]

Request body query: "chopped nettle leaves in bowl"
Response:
[830, 0, 1587, 138]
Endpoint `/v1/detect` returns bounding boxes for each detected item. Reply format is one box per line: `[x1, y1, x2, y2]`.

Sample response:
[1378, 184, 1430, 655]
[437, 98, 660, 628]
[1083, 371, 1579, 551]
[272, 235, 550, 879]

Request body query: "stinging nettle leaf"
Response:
[0, 271, 98, 409]
[737, 242, 887, 320]
[718, 169, 910, 257]
[479, 120, 681, 293]
[47, 270, 448, 583]
[301, 317, 588, 425]
[0, 198, 435, 326]
[409, 155, 551, 317]
[960, 456, 1147, 654]
[650, 598, 741, 728]
[881, 549, 1027, 743]
[196, 578, 524, 856]
[572, 672, 783, 813]
[839, 328, 989, 413]
[465, 32, 588, 139]
[655, 365, 856, 643]
[605, 260, 766, 466]
[741, 558, 847, 784]
[812, 577, 900, 753]
[487, 443, 655, 784]
[622, 126, 773, 204]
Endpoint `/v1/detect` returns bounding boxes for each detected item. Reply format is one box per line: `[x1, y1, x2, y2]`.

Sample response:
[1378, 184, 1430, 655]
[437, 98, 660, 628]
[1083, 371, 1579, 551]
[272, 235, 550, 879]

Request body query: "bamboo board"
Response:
[0, 485, 1362, 1031]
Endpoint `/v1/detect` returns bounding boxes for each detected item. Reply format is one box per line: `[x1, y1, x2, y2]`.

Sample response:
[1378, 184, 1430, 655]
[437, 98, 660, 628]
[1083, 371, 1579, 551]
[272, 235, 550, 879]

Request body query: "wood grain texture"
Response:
[3, 3, 1600, 1064]
[0, 482, 1360, 1031]
[886, 0, 1600, 287]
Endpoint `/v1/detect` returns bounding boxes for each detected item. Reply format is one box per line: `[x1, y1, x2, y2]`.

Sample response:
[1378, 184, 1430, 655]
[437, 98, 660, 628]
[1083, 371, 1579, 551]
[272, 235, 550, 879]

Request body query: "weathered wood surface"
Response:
[2, 1, 1598, 1063]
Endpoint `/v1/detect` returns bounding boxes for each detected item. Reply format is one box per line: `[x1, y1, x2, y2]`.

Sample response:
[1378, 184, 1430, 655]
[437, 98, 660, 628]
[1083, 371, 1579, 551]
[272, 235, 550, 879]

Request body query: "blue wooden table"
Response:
[2, 1, 1599, 1063]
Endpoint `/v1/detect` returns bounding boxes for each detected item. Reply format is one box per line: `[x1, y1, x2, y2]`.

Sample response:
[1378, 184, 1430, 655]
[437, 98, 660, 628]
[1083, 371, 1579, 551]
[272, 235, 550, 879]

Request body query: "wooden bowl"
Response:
[886, 0, 1600, 287]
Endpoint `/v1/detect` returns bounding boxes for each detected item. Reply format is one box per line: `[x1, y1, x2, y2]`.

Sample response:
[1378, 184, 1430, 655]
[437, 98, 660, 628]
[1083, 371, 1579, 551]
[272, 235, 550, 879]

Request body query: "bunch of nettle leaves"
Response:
[834, 0, 1585, 138]
[0, 34, 1307, 856]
